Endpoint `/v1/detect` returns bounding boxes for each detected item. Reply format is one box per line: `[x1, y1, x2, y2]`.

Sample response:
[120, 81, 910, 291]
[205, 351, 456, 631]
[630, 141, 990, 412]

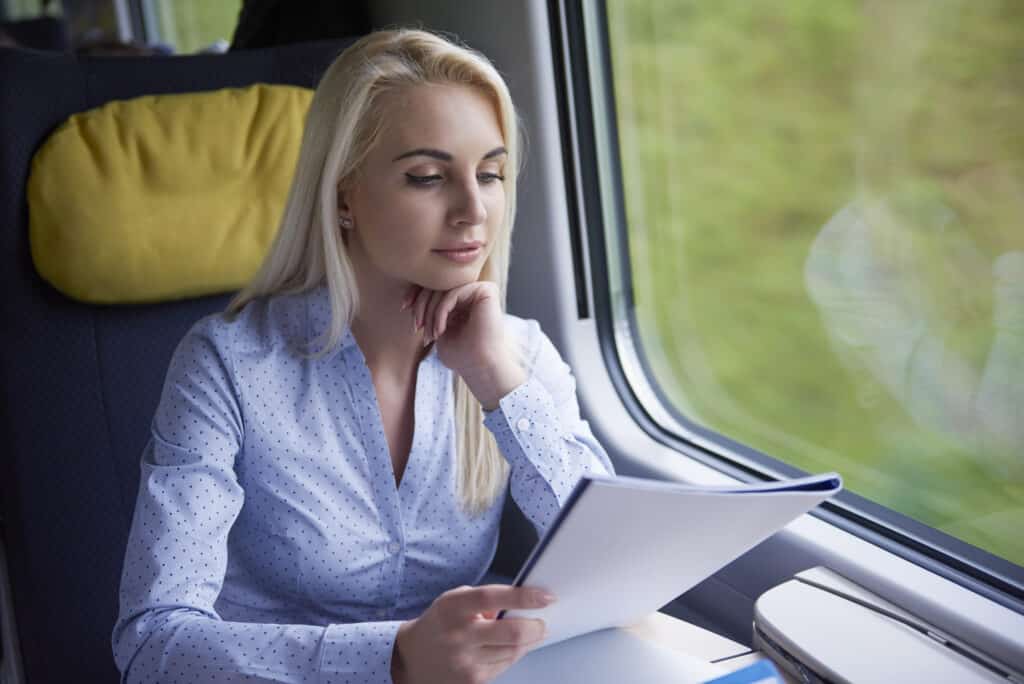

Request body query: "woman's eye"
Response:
[405, 173, 443, 186]
[478, 172, 506, 184]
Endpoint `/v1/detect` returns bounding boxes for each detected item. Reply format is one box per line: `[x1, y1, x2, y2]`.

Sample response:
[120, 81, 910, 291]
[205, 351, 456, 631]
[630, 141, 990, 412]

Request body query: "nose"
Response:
[448, 177, 488, 227]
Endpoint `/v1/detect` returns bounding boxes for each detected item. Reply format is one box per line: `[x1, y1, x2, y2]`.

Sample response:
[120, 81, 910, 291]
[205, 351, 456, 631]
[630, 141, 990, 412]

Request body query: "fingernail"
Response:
[532, 590, 556, 606]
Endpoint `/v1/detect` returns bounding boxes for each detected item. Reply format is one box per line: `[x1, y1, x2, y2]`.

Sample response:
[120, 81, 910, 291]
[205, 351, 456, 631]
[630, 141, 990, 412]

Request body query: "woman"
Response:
[112, 28, 613, 684]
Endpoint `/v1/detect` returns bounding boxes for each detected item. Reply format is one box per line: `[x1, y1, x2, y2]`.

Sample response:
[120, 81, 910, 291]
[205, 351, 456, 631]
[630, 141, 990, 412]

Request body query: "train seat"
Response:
[0, 39, 357, 683]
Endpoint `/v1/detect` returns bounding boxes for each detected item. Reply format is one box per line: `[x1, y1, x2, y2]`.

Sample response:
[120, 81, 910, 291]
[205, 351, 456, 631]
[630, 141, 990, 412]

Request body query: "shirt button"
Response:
[516, 417, 531, 432]
[387, 541, 401, 554]
[376, 608, 388, 619]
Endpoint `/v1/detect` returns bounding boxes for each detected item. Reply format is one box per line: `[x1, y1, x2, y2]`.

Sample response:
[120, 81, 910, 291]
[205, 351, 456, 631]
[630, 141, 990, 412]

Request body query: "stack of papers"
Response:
[501, 472, 842, 648]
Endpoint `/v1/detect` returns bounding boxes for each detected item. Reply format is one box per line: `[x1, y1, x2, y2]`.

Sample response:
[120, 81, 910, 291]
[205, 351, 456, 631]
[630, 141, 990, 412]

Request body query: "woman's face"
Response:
[341, 83, 507, 295]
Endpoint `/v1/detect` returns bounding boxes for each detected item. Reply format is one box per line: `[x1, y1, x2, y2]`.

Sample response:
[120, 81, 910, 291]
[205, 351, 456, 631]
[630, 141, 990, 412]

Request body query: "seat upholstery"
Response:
[0, 17, 70, 52]
[0, 39, 355, 683]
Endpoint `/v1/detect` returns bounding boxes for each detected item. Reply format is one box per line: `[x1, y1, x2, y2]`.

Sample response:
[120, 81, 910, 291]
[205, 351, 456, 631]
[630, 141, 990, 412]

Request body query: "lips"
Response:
[433, 244, 484, 263]
[434, 241, 484, 251]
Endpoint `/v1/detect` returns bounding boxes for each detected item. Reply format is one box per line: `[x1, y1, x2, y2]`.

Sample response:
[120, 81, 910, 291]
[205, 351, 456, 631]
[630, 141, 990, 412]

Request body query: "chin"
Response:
[418, 266, 485, 291]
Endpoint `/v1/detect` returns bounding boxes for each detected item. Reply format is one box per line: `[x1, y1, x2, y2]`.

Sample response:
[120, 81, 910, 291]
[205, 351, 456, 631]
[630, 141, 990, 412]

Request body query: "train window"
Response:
[588, 1, 1023, 573]
[3, 0, 49, 20]
[141, 0, 239, 54]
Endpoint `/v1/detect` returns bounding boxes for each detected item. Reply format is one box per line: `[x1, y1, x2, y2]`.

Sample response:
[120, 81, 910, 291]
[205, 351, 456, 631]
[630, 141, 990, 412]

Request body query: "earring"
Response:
[339, 216, 353, 229]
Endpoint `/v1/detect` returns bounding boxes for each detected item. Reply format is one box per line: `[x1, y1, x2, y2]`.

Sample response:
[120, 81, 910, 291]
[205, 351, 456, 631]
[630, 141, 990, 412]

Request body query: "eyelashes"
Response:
[405, 173, 442, 186]
[405, 172, 506, 187]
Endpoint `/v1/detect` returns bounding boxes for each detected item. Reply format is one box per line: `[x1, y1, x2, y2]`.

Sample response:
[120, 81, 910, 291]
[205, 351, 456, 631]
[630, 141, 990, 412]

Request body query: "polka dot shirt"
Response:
[112, 285, 613, 683]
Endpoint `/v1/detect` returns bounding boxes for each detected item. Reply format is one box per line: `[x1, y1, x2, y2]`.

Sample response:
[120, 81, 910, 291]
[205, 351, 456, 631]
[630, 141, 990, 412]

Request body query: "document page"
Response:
[502, 473, 842, 648]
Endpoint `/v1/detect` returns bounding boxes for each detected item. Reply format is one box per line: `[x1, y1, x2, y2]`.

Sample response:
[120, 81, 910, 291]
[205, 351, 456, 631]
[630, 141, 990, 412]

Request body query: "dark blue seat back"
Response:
[0, 17, 70, 52]
[0, 39, 353, 683]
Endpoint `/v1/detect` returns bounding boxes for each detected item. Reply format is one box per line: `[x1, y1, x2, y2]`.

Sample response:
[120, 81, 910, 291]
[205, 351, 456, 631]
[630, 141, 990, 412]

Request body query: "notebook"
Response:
[500, 472, 843, 648]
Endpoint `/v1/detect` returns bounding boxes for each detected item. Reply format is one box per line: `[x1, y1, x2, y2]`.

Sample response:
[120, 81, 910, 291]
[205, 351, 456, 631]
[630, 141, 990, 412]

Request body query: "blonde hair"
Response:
[227, 29, 521, 514]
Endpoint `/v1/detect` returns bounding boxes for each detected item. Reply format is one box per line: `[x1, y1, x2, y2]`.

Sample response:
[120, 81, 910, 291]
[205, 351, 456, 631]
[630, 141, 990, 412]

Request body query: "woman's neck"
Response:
[350, 279, 430, 382]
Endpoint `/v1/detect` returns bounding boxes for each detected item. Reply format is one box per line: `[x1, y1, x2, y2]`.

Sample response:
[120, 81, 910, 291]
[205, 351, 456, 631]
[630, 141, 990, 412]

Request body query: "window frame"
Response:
[549, 0, 1024, 609]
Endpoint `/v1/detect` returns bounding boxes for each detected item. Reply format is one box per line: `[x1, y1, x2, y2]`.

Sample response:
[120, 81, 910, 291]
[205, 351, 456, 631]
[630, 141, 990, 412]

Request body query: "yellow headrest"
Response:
[28, 84, 313, 304]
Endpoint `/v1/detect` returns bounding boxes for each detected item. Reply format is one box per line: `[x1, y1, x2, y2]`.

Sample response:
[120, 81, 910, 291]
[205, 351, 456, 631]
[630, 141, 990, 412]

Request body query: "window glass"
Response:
[3, 0, 46, 19]
[606, 0, 1023, 566]
[147, 0, 240, 54]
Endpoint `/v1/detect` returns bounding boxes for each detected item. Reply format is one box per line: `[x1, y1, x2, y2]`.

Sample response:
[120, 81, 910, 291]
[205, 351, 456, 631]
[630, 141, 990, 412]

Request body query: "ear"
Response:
[336, 184, 355, 229]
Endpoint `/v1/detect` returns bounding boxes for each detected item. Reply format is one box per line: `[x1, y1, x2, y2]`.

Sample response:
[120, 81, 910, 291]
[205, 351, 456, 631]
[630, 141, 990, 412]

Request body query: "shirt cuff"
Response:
[484, 373, 570, 452]
[483, 374, 579, 488]
[320, 620, 403, 684]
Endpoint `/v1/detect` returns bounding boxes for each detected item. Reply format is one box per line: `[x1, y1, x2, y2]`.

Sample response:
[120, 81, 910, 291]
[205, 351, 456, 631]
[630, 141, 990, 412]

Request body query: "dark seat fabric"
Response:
[0, 39, 355, 683]
[0, 17, 70, 52]
[230, 0, 371, 50]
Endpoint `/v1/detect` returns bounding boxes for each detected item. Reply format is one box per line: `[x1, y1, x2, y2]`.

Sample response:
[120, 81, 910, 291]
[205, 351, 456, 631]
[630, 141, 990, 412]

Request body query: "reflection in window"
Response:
[606, 0, 1023, 566]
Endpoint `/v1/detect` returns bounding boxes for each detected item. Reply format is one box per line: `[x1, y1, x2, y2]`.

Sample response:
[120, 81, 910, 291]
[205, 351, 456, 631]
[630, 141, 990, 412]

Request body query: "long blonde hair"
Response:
[227, 29, 521, 514]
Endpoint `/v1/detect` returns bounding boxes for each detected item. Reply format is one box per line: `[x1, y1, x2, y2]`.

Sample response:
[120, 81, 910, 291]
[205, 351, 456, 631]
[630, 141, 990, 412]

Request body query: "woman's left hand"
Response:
[404, 281, 525, 410]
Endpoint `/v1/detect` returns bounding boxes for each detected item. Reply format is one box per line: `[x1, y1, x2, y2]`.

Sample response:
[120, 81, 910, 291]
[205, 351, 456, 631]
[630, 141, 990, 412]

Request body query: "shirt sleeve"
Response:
[111, 321, 401, 684]
[482, 320, 614, 535]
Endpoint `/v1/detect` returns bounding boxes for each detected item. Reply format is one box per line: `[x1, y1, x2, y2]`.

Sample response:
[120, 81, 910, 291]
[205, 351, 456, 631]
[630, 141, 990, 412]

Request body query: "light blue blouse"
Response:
[112, 285, 613, 683]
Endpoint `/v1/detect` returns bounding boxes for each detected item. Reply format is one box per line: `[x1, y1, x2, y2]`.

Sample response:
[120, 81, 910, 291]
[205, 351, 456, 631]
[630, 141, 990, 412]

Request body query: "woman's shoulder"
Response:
[502, 312, 539, 341]
[181, 287, 320, 359]
[501, 312, 551, 370]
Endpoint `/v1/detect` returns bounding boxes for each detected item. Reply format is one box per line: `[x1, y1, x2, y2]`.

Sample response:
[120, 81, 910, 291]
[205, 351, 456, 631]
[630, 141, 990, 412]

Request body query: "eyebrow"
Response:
[392, 146, 508, 162]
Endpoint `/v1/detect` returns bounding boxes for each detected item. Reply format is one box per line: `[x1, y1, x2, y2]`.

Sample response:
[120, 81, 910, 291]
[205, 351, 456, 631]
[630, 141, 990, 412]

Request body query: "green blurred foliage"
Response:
[607, 0, 1024, 565]
[164, 0, 240, 54]
[4, 0, 48, 19]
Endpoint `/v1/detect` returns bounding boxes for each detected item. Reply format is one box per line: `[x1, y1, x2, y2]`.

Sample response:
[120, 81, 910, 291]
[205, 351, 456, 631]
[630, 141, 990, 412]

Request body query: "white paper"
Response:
[492, 627, 726, 684]
[503, 473, 842, 648]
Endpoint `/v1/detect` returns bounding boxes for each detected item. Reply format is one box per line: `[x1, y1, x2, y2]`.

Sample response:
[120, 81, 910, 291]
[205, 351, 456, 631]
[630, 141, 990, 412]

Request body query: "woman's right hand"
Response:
[390, 584, 555, 684]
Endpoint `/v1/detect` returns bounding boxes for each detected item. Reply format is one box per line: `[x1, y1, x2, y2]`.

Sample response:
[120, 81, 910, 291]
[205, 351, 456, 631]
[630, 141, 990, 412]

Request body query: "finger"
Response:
[407, 285, 426, 330]
[412, 286, 431, 332]
[441, 585, 554, 621]
[470, 617, 547, 647]
[431, 288, 454, 339]
[480, 660, 523, 684]
[434, 286, 470, 338]
[476, 644, 533, 666]
[423, 289, 444, 342]
[400, 284, 419, 312]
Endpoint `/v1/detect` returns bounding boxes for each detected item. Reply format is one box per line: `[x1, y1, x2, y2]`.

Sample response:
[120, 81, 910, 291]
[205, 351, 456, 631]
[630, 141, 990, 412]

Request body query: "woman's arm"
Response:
[409, 282, 614, 537]
[111, 322, 401, 684]
[481, 319, 614, 536]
